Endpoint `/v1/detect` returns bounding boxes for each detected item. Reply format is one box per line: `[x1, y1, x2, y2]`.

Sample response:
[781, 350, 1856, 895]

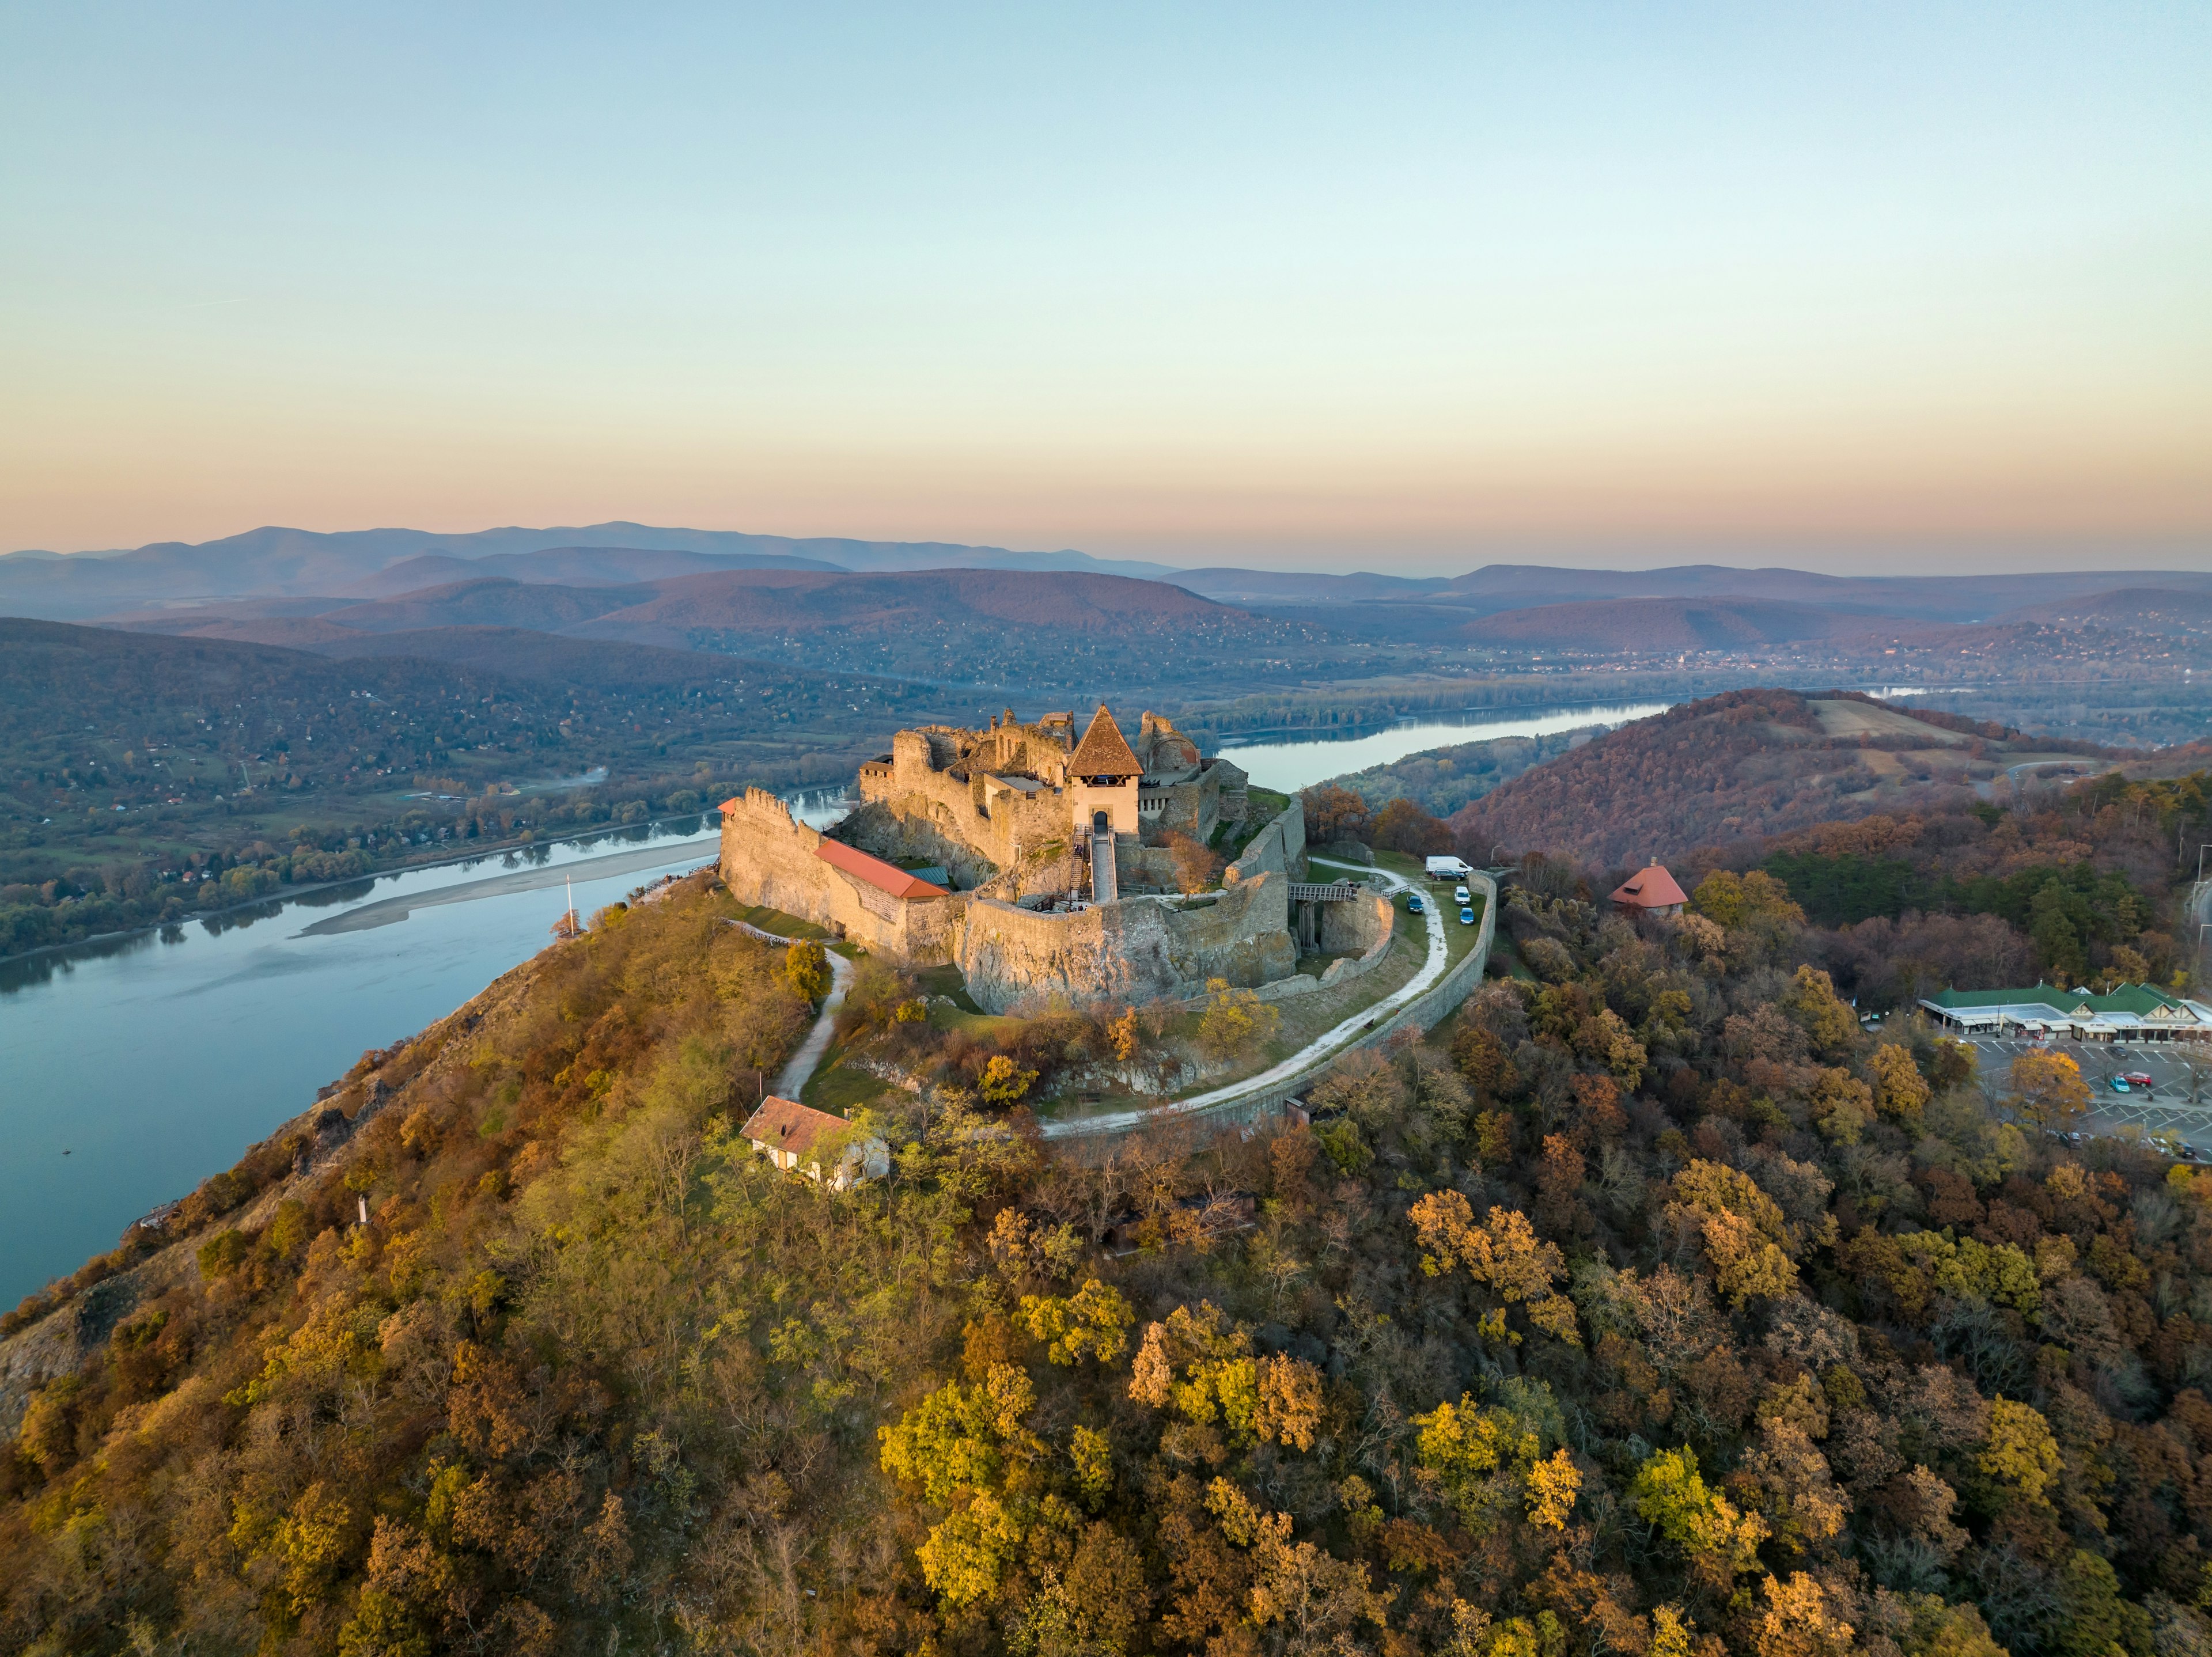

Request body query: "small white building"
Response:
[738, 1095, 891, 1189]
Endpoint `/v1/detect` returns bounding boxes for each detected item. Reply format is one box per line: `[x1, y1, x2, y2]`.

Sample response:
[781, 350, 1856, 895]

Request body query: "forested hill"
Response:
[0, 619, 953, 959]
[12, 854, 2212, 1656]
[1449, 689, 2110, 869]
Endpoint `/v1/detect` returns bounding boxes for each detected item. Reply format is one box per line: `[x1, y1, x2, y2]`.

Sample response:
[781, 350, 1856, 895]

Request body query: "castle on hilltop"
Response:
[718, 705, 1391, 1012]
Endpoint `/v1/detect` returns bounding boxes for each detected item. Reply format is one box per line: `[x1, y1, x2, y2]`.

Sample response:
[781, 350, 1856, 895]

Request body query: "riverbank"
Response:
[0, 813, 719, 971]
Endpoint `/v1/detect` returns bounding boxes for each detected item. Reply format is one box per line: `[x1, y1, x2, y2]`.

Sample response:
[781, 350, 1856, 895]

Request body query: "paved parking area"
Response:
[1938, 1027, 2212, 1151]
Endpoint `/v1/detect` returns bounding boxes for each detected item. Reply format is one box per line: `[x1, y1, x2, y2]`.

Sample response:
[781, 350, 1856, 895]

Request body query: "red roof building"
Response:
[815, 839, 949, 899]
[1609, 862, 1688, 917]
[738, 1095, 889, 1189]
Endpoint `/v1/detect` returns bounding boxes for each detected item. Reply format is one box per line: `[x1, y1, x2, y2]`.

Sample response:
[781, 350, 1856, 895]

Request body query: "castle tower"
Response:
[1066, 703, 1142, 839]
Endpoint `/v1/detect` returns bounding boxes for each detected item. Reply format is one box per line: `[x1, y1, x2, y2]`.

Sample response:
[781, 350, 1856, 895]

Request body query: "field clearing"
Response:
[1806, 698, 1969, 743]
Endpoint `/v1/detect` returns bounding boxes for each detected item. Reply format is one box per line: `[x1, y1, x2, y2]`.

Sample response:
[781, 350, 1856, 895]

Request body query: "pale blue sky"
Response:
[2, 3, 2206, 570]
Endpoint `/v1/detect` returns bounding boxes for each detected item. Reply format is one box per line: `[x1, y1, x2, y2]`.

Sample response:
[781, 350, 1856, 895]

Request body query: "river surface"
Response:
[0, 823, 724, 1307]
[1214, 701, 1674, 793]
[0, 704, 1683, 1307]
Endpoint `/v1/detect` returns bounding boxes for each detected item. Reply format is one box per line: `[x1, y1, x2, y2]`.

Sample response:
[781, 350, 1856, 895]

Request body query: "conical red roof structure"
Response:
[1609, 862, 1688, 911]
[1068, 704, 1142, 779]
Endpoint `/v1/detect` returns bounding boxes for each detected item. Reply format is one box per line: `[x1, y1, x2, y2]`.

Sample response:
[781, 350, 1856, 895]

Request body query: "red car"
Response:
[2124, 1071, 2155, 1088]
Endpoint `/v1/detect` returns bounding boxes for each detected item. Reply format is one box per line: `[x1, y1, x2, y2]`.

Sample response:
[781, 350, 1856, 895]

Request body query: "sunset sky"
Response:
[2, 3, 2206, 572]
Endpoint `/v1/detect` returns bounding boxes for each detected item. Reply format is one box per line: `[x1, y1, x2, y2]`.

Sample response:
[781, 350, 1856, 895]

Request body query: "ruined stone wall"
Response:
[955, 871, 1297, 1013]
[854, 723, 1082, 883]
[718, 788, 958, 963]
[1321, 889, 1390, 956]
[1224, 800, 1306, 886]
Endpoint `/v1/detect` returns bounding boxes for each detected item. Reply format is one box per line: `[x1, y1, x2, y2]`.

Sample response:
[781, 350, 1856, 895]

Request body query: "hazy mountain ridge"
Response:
[0, 522, 1179, 618]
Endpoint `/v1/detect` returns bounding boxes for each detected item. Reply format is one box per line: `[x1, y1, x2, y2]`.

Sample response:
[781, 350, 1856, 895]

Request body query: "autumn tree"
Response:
[1300, 784, 1370, 846]
[1630, 1446, 1770, 1586]
[1408, 1190, 1580, 1344]
[2008, 1048, 2090, 1128]
[1691, 869, 1804, 934]
[1162, 829, 1224, 893]
[1665, 1160, 1802, 1306]
[780, 937, 832, 1001]
[1371, 797, 1455, 856]
[1196, 977, 1279, 1064]
[1866, 1042, 1931, 1120]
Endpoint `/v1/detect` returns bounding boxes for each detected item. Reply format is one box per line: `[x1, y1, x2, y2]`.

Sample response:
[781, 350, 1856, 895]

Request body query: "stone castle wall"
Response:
[956, 871, 1297, 1013]
[718, 788, 959, 961]
[1224, 801, 1307, 886]
[719, 714, 1288, 1004]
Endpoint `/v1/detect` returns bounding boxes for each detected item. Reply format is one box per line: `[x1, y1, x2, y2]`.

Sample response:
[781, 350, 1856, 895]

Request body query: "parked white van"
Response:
[1425, 855, 1474, 880]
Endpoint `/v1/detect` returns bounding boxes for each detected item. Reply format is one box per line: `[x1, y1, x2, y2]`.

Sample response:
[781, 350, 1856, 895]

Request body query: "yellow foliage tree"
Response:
[1197, 978, 1281, 1063]
[979, 1053, 1039, 1104]
[1666, 1161, 1801, 1307]
[1979, 1397, 2062, 1506]
[1524, 1449, 1581, 1530]
[1107, 1006, 1140, 1063]
[1019, 1279, 1135, 1366]
[1631, 1446, 1770, 1584]
[1407, 1190, 1580, 1344]
[1127, 1303, 1324, 1451]
[1691, 870, 1804, 932]
[2009, 1049, 2091, 1129]
[780, 938, 832, 1002]
[1867, 1043, 1932, 1120]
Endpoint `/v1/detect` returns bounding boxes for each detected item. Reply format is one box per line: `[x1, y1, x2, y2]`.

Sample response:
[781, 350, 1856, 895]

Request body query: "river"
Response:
[1211, 700, 1673, 793]
[0, 823, 724, 1307]
[0, 704, 1674, 1307]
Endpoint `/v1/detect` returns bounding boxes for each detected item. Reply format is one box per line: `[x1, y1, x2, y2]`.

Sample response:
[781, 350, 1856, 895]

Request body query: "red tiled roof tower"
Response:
[1067, 704, 1142, 779]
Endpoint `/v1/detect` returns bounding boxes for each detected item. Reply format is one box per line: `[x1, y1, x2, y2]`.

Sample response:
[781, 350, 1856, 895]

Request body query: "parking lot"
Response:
[1950, 1029, 2212, 1150]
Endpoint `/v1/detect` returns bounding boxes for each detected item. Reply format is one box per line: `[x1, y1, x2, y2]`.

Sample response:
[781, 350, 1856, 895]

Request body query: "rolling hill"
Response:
[1446, 688, 2110, 867]
[1995, 586, 2212, 634]
[336, 544, 842, 596]
[122, 567, 1315, 694]
[1453, 596, 1929, 653]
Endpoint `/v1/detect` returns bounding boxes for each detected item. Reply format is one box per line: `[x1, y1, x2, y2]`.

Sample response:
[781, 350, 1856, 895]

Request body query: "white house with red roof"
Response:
[738, 1094, 890, 1189]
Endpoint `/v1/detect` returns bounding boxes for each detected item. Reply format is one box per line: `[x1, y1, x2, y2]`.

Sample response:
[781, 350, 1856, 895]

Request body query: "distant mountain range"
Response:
[0, 524, 1179, 619]
[10, 521, 2212, 719]
[111, 567, 1299, 697]
[10, 520, 2211, 626]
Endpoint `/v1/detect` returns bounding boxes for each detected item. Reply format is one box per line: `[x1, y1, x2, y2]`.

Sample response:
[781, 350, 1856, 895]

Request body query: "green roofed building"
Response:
[1920, 981, 2212, 1041]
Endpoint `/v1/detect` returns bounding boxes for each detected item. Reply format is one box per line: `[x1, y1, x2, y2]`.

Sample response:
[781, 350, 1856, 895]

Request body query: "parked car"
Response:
[1453, 885, 1472, 905]
[2111, 1077, 2131, 1094]
[1406, 893, 1424, 915]
[1459, 906, 1476, 926]
[2125, 1071, 2155, 1087]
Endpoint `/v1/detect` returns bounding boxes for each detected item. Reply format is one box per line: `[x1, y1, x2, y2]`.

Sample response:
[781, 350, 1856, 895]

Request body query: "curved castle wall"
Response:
[955, 872, 1297, 1013]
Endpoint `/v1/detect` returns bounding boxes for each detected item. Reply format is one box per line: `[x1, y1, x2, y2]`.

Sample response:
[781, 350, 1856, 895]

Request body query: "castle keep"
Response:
[718, 706, 1385, 1012]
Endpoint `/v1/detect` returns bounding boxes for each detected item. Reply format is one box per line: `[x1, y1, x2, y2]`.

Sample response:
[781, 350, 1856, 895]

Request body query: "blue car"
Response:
[2111, 1076, 2131, 1094]
[1459, 906, 1476, 926]
[1406, 893, 1424, 914]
